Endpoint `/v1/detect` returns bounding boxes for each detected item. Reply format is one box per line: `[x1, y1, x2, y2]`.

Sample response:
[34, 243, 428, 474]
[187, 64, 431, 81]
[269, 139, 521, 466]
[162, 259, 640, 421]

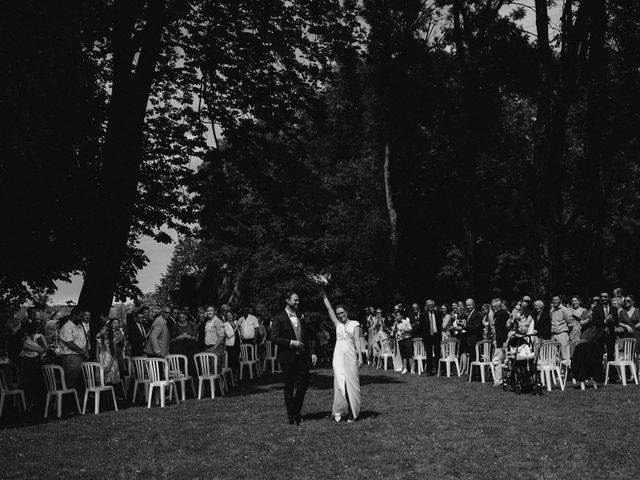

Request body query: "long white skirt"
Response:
[332, 339, 361, 418]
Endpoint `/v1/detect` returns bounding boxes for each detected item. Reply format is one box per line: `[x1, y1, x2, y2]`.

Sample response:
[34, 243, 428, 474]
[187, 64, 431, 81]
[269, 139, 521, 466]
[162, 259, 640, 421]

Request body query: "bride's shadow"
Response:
[310, 372, 404, 391]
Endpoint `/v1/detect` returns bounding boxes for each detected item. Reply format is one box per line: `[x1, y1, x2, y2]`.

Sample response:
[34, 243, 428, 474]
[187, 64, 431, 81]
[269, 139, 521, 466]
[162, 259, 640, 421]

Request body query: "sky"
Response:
[49, 2, 561, 305]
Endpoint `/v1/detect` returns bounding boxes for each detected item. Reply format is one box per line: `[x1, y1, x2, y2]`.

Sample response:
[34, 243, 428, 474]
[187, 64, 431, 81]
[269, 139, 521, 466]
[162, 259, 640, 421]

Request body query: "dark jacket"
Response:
[493, 309, 510, 348]
[271, 310, 313, 364]
[534, 309, 552, 340]
[421, 309, 443, 337]
[127, 318, 148, 357]
[590, 303, 619, 340]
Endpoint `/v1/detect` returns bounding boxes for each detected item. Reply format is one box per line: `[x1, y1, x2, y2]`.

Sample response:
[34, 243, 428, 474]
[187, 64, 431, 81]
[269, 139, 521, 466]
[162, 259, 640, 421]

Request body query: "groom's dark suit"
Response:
[271, 309, 313, 423]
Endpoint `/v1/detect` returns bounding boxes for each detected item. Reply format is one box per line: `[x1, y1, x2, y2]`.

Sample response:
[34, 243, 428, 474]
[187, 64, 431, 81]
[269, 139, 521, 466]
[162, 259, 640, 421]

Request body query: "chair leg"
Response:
[480, 365, 485, 383]
[56, 393, 62, 418]
[132, 382, 139, 403]
[82, 390, 89, 415]
[190, 378, 197, 398]
[44, 393, 50, 418]
[631, 363, 639, 384]
[95, 390, 100, 414]
[604, 363, 610, 385]
[0, 394, 5, 417]
[210, 379, 215, 399]
[160, 385, 166, 408]
[19, 391, 26, 412]
[197, 378, 203, 400]
[147, 386, 154, 408]
[621, 365, 627, 386]
[546, 370, 552, 392]
[239, 364, 244, 380]
[468, 364, 473, 382]
[111, 387, 118, 411]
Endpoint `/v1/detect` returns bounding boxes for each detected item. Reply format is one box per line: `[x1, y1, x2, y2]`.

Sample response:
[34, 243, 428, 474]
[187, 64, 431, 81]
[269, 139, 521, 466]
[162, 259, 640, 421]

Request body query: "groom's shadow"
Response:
[302, 410, 380, 421]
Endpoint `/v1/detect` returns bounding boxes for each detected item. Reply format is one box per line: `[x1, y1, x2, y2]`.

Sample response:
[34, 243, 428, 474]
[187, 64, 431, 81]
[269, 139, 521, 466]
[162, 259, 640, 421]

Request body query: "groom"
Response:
[271, 292, 317, 425]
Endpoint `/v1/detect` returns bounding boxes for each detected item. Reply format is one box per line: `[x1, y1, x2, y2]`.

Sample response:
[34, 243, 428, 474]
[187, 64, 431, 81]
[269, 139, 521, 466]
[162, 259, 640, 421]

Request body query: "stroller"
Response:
[501, 334, 543, 395]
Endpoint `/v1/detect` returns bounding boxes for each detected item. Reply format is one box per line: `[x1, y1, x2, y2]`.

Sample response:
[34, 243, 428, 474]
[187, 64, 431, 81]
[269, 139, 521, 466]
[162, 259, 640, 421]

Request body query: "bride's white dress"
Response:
[332, 320, 361, 419]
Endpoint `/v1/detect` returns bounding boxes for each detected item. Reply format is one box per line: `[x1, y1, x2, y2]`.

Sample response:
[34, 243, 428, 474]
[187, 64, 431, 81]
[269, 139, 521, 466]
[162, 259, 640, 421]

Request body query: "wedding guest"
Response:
[550, 296, 571, 361]
[194, 307, 207, 350]
[170, 311, 198, 356]
[464, 299, 483, 364]
[568, 297, 587, 342]
[440, 304, 452, 340]
[533, 300, 552, 341]
[141, 306, 152, 328]
[618, 295, 640, 341]
[223, 311, 241, 377]
[128, 310, 148, 357]
[19, 321, 47, 409]
[110, 318, 126, 376]
[204, 306, 225, 358]
[394, 312, 413, 374]
[144, 307, 171, 358]
[492, 299, 510, 350]
[59, 308, 89, 391]
[591, 292, 618, 378]
[571, 299, 605, 386]
[422, 300, 442, 375]
[239, 306, 260, 345]
[96, 322, 120, 386]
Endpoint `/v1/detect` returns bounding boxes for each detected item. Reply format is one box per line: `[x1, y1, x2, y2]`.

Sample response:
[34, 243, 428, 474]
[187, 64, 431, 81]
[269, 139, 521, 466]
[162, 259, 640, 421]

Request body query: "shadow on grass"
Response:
[302, 410, 380, 421]
[309, 372, 405, 390]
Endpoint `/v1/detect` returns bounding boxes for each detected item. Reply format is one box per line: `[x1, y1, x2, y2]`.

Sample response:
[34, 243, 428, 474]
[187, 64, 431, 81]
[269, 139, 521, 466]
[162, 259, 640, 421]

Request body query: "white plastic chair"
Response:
[166, 354, 197, 401]
[262, 341, 281, 373]
[121, 356, 133, 399]
[239, 344, 260, 380]
[438, 339, 461, 377]
[131, 357, 150, 404]
[377, 339, 394, 370]
[194, 352, 225, 399]
[146, 358, 179, 408]
[468, 340, 494, 383]
[221, 350, 234, 391]
[41, 364, 81, 418]
[0, 369, 26, 416]
[81, 362, 118, 414]
[412, 339, 426, 375]
[605, 338, 639, 386]
[537, 342, 565, 391]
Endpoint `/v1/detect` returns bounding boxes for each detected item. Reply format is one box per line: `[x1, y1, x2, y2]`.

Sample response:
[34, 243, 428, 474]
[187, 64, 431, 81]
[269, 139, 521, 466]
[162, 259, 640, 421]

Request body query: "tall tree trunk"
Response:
[78, 0, 167, 322]
[383, 142, 399, 302]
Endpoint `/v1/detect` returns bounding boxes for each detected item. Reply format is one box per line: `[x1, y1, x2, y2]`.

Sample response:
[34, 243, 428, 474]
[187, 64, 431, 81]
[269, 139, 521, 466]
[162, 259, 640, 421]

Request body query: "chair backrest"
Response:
[265, 340, 277, 358]
[538, 342, 561, 367]
[1, 361, 20, 387]
[194, 352, 219, 377]
[146, 358, 169, 383]
[615, 337, 636, 362]
[567, 339, 587, 358]
[131, 357, 149, 380]
[240, 344, 256, 362]
[380, 339, 393, 355]
[412, 339, 426, 357]
[166, 354, 189, 378]
[81, 362, 105, 388]
[42, 364, 67, 392]
[440, 339, 459, 359]
[475, 340, 493, 361]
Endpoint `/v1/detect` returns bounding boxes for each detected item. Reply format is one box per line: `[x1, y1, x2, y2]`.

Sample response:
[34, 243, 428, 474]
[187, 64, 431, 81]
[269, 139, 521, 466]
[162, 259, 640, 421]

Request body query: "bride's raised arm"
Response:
[321, 288, 339, 325]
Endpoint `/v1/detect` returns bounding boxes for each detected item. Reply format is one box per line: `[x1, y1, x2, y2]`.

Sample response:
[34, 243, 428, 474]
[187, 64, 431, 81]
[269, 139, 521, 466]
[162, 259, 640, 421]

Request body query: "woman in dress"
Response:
[618, 295, 640, 341]
[96, 322, 120, 386]
[568, 296, 587, 342]
[394, 312, 414, 374]
[171, 311, 199, 375]
[440, 304, 452, 340]
[321, 288, 362, 423]
[223, 310, 241, 378]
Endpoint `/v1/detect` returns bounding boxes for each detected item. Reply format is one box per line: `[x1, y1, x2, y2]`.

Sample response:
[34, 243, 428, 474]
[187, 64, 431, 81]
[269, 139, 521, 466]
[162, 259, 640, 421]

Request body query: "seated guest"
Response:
[144, 307, 171, 358]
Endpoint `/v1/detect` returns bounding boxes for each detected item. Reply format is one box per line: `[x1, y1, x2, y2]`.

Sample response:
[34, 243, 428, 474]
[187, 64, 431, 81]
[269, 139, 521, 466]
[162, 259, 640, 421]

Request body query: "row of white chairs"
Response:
[0, 341, 283, 418]
[371, 336, 639, 392]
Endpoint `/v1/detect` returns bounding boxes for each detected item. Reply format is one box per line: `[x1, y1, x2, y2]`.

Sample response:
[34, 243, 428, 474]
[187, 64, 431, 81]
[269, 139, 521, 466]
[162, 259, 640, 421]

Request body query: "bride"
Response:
[321, 287, 362, 422]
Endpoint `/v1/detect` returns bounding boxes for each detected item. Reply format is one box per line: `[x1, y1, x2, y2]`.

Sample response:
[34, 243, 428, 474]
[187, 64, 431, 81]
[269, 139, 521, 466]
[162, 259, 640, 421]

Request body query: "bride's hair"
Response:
[335, 304, 348, 316]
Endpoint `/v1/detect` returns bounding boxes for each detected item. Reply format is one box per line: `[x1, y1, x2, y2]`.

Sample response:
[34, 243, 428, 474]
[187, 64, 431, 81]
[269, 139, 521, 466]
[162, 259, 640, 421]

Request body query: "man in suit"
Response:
[271, 292, 317, 425]
[144, 306, 171, 358]
[464, 298, 483, 363]
[128, 310, 148, 357]
[591, 292, 619, 379]
[421, 300, 442, 375]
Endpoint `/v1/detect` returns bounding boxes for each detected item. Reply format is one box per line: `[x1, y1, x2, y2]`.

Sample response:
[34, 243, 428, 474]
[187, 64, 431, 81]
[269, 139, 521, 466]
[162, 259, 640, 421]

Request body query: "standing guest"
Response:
[422, 300, 442, 375]
[394, 311, 413, 374]
[440, 305, 452, 340]
[550, 296, 571, 362]
[110, 318, 126, 376]
[128, 311, 148, 357]
[568, 297, 587, 342]
[144, 307, 171, 358]
[238, 306, 260, 345]
[481, 303, 492, 340]
[59, 308, 89, 390]
[271, 292, 317, 425]
[618, 295, 640, 340]
[223, 311, 241, 377]
[141, 306, 152, 329]
[81, 311, 92, 357]
[492, 299, 510, 350]
[571, 297, 605, 386]
[194, 307, 207, 348]
[19, 321, 48, 410]
[170, 311, 198, 356]
[591, 292, 619, 379]
[96, 322, 120, 386]
[204, 306, 225, 358]
[533, 300, 552, 341]
[464, 299, 484, 364]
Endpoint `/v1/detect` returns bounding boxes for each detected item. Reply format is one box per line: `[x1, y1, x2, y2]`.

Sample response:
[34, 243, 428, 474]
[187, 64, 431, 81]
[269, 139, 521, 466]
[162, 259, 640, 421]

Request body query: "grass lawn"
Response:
[1, 365, 639, 480]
